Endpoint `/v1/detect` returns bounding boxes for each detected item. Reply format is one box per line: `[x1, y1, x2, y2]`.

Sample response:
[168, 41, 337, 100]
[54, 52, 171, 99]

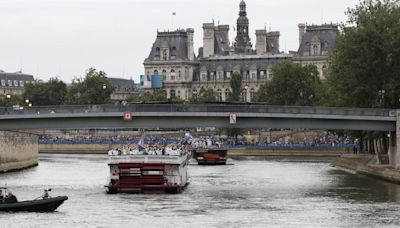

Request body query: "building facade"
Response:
[107, 77, 140, 101]
[143, 1, 337, 102]
[143, 29, 198, 100]
[0, 71, 35, 97]
[293, 24, 339, 79]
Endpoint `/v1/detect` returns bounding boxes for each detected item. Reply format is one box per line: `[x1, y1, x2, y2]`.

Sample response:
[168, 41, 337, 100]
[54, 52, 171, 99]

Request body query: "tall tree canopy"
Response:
[65, 68, 114, 105]
[326, 0, 400, 108]
[23, 78, 67, 106]
[256, 61, 321, 106]
[189, 87, 216, 104]
[128, 90, 167, 103]
[228, 72, 243, 102]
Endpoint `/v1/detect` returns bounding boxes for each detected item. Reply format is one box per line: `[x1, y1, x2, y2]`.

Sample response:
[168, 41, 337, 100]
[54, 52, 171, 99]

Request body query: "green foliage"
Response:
[64, 68, 114, 105]
[188, 87, 217, 104]
[255, 61, 321, 106]
[228, 72, 242, 102]
[127, 90, 167, 103]
[23, 78, 67, 106]
[326, 0, 400, 108]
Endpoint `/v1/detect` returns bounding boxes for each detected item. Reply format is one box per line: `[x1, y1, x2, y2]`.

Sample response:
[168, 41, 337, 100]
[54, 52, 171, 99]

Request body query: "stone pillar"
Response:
[389, 111, 400, 169]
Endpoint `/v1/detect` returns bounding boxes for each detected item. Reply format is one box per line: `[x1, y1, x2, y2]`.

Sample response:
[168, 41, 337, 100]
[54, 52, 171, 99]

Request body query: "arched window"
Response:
[225, 89, 231, 101]
[162, 69, 167, 80]
[153, 70, 159, 75]
[170, 89, 176, 98]
[171, 47, 177, 60]
[155, 47, 160, 60]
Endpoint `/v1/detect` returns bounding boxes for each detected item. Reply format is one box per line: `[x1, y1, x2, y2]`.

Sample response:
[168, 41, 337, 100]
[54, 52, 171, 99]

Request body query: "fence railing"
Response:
[0, 103, 394, 117]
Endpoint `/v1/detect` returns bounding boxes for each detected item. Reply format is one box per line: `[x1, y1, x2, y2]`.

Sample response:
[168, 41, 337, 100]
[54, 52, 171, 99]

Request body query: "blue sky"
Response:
[0, 0, 360, 82]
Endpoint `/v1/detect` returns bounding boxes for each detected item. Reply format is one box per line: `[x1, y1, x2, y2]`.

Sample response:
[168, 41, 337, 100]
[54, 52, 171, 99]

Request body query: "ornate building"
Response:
[143, 1, 338, 102]
[0, 71, 34, 97]
[293, 24, 339, 79]
[143, 29, 198, 100]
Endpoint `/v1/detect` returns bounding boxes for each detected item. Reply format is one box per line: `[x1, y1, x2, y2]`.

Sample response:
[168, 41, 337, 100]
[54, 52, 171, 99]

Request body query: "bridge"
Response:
[0, 104, 396, 131]
[1, 103, 400, 169]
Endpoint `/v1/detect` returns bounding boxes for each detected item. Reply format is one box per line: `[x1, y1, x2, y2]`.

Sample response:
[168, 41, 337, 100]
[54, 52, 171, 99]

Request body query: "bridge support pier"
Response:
[389, 111, 400, 169]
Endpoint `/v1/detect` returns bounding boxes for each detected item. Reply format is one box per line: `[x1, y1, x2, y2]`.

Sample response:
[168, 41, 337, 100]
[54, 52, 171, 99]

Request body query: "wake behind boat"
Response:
[0, 188, 68, 212]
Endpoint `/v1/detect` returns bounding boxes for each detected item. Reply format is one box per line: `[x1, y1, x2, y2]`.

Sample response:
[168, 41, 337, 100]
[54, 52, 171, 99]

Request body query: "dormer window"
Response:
[170, 47, 177, 60]
[155, 47, 160, 60]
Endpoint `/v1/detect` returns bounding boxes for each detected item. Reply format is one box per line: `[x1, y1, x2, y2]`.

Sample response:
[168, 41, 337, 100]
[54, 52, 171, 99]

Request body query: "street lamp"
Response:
[378, 89, 385, 107]
[102, 84, 107, 104]
[25, 99, 29, 104]
[28, 103, 32, 107]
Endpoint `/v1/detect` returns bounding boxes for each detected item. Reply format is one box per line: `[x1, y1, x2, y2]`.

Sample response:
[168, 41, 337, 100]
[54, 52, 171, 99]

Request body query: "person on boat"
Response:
[42, 189, 50, 199]
[5, 191, 17, 203]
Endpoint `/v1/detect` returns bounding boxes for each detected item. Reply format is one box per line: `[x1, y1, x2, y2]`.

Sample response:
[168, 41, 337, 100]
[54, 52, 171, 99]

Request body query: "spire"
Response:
[239, 0, 247, 16]
[235, 0, 252, 54]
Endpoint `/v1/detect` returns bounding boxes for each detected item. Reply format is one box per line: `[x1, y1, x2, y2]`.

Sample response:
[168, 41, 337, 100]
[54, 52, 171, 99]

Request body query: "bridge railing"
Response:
[0, 103, 394, 117]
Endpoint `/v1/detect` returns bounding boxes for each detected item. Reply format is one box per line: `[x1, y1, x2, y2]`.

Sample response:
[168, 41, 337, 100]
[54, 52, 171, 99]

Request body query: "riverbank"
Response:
[332, 154, 400, 184]
[39, 144, 348, 156]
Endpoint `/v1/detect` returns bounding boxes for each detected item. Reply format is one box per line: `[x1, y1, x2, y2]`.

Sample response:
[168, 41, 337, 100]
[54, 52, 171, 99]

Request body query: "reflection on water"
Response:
[1, 154, 400, 227]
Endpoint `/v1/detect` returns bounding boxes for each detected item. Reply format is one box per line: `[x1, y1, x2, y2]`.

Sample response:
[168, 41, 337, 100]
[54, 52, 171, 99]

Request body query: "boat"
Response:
[0, 188, 68, 212]
[105, 143, 190, 194]
[189, 137, 228, 165]
[192, 148, 228, 165]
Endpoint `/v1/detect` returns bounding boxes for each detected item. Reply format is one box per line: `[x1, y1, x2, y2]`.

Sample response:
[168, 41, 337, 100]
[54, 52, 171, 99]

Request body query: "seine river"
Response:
[1, 154, 400, 228]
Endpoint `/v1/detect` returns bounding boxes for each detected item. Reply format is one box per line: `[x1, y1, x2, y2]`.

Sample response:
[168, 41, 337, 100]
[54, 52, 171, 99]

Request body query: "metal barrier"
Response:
[0, 103, 393, 117]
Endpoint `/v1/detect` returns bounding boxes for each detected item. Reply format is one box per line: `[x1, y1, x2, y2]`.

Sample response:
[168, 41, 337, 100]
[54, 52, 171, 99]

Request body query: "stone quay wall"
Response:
[0, 131, 38, 172]
[332, 154, 400, 184]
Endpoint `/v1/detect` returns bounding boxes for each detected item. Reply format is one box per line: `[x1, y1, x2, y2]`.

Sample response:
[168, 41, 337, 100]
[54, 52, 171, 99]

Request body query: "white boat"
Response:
[105, 145, 190, 194]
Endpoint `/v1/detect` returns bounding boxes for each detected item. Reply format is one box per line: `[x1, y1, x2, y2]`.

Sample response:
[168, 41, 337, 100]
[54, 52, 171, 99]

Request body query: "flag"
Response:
[172, 12, 176, 16]
[138, 134, 145, 149]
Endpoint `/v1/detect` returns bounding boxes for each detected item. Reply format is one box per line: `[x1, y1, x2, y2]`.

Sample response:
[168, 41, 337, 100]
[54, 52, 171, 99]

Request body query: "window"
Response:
[14, 80, 18, 87]
[154, 70, 159, 75]
[251, 72, 256, 80]
[19, 80, 24, 87]
[217, 89, 222, 101]
[226, 72, 231, 79]
[210, 72, 215, 81]
[201, 73, 207, 81]
[312, 44, 319, 56]
[250, 88, 256, 102]
[225, 89, 230, 100]
[170, 90, 176, 98]
[178, 71, 181, 80]
[171, 47, 177, 60]
[241, 89, 247, 102]
[170, 69, 176, 80]
[217, 72, 223, 81]
[192, 89, 198, 95]
[162, 70, 167, 80]
[1, 80, 5, 86]
[8, 80, 12, 86]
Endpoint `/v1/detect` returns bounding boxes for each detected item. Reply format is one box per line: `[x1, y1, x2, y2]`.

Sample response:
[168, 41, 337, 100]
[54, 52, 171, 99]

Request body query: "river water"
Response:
[1, 154, 400, 228]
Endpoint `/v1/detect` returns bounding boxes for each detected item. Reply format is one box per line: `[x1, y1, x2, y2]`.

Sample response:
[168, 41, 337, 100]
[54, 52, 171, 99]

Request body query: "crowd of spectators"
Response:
[39, 131, 358, 148]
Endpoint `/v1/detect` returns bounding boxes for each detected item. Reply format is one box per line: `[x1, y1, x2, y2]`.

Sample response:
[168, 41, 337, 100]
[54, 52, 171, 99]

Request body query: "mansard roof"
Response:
[297, 24, 339, 56]
[0, 71, 34, 81]
[146, 29, 195, 61]
[199, 53, 292, 72]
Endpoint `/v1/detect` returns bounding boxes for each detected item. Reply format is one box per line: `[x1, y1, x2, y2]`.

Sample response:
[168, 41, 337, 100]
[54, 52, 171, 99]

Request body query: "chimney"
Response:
[298, 23, 306, 46]
[202, 23, 215, 58]
[186, 28, 195, 61]
[255, 29, 267, 55]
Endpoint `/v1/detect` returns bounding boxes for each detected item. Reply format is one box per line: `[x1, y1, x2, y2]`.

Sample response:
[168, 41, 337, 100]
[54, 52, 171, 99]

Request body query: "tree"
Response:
[127, 90, 167, 103]
[189, 87, 217, 104]
[64, 68, 114, 105]
[228, 72, 242, 102]
[326, 0, 400, 108]
[256, 61, 321, 106]
[23, 78, 67, 106]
